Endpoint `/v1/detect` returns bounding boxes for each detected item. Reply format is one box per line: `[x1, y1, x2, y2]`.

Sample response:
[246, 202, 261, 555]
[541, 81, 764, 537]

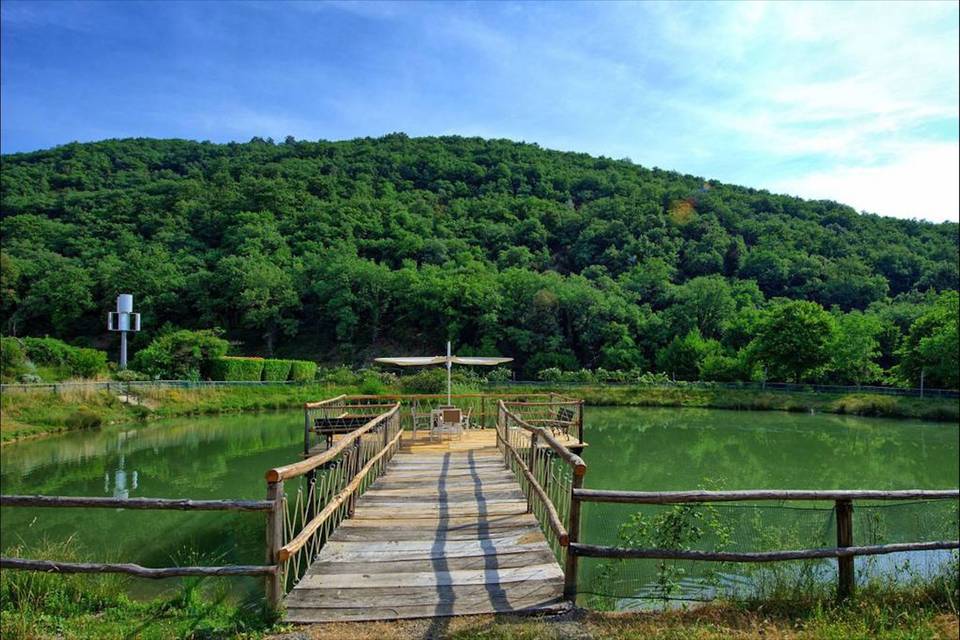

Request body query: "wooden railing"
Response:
[0, 496, 278, 580]
[570, 489, 960, 600]
[496, 400, 587, 598]
[264, 403, 402, 608]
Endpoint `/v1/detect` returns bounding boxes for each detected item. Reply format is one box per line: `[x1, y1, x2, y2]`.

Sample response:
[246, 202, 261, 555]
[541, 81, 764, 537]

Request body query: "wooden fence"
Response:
[495, 399, 587, 598]
[0, 496, 277, 580]
[494, 400, 959, 602]
[264, 403, 402, 607]
[0, 402, 403, 612]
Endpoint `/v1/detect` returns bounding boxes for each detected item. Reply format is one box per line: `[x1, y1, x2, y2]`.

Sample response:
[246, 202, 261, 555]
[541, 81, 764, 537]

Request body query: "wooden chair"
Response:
[432, 407, 463, 441]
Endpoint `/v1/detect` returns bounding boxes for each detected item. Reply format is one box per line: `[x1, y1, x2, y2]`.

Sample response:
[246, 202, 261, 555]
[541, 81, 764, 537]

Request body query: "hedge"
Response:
[289, 360, 318, 382]
[209, 357, 264, 381]
[262, 359, 294, 381]
[20, 337, 108, 379]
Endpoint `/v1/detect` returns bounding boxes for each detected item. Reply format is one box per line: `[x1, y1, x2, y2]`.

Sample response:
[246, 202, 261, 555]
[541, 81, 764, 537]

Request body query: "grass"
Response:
[2, 381, 956, 444]
[0, 539, 276, 640]
[276, 584, 959, 640]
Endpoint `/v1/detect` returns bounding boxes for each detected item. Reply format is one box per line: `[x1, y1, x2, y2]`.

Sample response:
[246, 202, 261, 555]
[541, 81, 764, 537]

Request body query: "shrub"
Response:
[113, 369, 150, 382]
[262, 359, 293, 381]
[537, 367, 563, 383]
[319, 366, 361, 385]
[0, 337, 29, 382]
[209, 356, 264, 381]
[487, 366, 512, 383]
[132, 329, 229, 380]
[19, 337, 108, 379]
[65, 409, 103, 430]
[289, 360, 318, 382]
[66, 346, 108, 378]
[359, 374, 387, 394]
[399, 368, 448, 394]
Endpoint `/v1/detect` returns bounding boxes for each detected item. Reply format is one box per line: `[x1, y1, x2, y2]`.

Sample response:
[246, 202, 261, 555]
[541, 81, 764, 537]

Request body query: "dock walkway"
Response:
[284, 435, 568, 623]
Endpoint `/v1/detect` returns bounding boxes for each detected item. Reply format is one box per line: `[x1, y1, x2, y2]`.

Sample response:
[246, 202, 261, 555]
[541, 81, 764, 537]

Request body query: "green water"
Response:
[0, 411, 305, 598]
[577, 407, 959, 607]
[0, 407, 957, 605]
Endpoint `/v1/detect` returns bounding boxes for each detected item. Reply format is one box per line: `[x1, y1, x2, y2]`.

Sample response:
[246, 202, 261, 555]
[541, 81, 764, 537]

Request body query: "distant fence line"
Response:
[490, 380, 960, 399]
[0, 379, 318, 394]
[1, 378, 956, 399]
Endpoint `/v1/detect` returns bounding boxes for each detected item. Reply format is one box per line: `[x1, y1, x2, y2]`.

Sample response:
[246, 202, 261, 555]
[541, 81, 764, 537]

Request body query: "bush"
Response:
[289, 360, 318, 382]
[66, 346, 108, 378]
[319, 366, 361, 385]
[399, 368, 448, 394]
[19, 337, 108, 379]
[208, 356, 264, 381]
[487, 366, 513, 383]
[113, 369, 150, 382]
[537, 367, 563, 383]
[65, 409, 103, 430]
[132, 329, 229, 380]
[0, 337, 29, 382]
[262, 359, 294, 381]
[359, 374, 387, 394]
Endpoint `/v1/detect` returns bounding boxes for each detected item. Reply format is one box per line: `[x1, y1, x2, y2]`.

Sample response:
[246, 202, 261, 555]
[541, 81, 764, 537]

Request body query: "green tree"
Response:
[656, 329, 722, 380]
[750, 300, 836, 382]
[829, 311, 883, 386]
[132, 329, 230, 380]
[895, 291, 959, 389]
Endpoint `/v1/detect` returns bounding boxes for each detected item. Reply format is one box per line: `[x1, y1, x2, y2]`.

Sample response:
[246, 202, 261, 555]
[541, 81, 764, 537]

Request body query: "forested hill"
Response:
[1, 135, 958, 383]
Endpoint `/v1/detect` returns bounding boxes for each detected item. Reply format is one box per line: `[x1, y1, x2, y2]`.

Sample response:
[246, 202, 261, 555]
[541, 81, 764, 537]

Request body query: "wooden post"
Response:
[578, 400, 584, 444]
[836, 499, 854, 600]
[481, 395, 487, 429]
[265, 480, 285, 611]
[347, 438, 362, 517]
[303, 407, 311, 456]
[526, 432, 538, 514]
[564, 471, 584, 601]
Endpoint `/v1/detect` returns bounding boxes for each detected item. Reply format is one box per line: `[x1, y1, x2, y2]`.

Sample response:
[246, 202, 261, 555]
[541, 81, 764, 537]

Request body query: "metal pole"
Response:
[120, 331, 128, 369]
[446, 341, 452, 406]
[920, 369, 924, 399]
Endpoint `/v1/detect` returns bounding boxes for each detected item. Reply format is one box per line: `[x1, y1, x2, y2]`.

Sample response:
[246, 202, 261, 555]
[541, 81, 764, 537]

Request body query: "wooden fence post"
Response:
[265, 480, 285, 611]
[481, 395, 487, 429]
[564, 471, 584, 601]
[526, 432, 538, 514]
[347, 438, 362, 517]
[836, 499, 854, 600]
[578, 400, 584, 444]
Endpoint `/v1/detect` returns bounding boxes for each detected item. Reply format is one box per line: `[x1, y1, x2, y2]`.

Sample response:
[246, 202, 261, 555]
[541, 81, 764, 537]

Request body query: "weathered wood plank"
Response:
[315, 539, 552, 563]
[339, 513, 538, 530]
[301, 548, 559, 575]
[286, 581, 564, 608]
[285, 591, 567, 622]
[328, 525, 544, 543]
[296, 563, 563, 589]
[350, 503, 529, 518]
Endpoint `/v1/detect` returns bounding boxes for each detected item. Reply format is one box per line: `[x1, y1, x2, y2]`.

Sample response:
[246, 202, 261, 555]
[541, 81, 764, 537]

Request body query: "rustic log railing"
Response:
[264, 402, 402, 608]
[0, 496, 278, 581]
[495, 400, 587, 598]
[569, 488, 960, 601]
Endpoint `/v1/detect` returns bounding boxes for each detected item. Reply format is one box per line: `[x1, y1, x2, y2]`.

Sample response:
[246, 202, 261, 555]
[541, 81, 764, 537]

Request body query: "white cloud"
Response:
[770, 143, 960, 222]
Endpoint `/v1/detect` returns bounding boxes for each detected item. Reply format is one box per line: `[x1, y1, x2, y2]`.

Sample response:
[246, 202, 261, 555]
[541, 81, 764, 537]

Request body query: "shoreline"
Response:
[1, 383, 957, 446]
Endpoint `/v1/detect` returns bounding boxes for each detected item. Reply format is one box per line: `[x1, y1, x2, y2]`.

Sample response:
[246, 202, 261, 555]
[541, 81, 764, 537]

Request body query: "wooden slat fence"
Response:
[496, 400, 587, 598]
[264, 403, 402, 608]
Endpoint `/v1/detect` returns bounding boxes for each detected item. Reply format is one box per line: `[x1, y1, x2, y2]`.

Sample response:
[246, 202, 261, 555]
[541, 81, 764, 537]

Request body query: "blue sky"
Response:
[2, 1, 957, 222]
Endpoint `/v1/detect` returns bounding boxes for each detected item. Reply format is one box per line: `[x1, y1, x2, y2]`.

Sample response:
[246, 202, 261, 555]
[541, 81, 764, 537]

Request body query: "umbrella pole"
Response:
[446, 341, 452, 406]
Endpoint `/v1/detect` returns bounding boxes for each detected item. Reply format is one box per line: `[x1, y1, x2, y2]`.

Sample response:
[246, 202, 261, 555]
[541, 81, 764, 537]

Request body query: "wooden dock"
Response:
[284, 435, 569, 623]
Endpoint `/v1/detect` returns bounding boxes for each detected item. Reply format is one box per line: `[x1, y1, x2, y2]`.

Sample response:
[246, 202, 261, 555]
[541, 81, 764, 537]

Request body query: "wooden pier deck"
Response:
[284, 435, 568, 623]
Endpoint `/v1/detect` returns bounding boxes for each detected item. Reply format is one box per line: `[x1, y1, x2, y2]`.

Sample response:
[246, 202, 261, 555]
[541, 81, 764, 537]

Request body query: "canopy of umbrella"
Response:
[374, 342, 512, 405]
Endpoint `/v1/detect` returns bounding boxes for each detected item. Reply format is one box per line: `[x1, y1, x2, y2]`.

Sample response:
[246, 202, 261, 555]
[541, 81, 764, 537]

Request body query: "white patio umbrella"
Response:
[375, 341, 512, 405]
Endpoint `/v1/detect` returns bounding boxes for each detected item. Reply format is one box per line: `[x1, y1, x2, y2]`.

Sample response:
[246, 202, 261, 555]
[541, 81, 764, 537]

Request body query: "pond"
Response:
[577, 407, 959, 608]
[0, 406, 957, 606]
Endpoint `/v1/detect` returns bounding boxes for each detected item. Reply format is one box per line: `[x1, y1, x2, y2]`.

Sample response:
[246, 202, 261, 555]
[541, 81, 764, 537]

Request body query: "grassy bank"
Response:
[3, 571, 957, 640]
[0, 540, 275, 640]
[557, 385, 960, 422]
[2, 382, 957, 444]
